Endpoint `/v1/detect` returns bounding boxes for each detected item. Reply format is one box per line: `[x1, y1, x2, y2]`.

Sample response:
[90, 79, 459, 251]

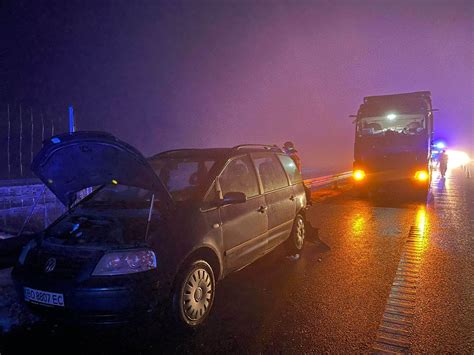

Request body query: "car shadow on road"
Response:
[305, 224, 330, 252]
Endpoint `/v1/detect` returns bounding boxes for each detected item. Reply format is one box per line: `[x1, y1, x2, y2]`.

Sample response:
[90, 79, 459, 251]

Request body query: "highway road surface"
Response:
[1, 166, 472, 354]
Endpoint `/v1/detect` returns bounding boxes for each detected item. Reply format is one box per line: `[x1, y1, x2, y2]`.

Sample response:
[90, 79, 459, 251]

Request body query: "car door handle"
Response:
[257, 206, 268, 213]
[289, 195, 295, 201]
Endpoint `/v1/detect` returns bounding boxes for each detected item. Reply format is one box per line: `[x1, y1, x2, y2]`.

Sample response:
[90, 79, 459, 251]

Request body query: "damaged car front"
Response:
[11, 132, 173, 325]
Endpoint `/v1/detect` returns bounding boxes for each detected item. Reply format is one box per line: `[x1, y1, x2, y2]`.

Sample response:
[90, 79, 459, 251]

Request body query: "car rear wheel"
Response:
[172, 260, 215, 329]
[285, 214, 305, 255]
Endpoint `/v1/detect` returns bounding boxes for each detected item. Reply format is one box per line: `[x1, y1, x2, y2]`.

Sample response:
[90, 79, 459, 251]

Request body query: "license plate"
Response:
[24, 287, 65, 307]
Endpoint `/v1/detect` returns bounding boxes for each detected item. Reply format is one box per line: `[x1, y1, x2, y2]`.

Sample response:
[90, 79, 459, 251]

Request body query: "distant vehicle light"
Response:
[447, 150, 471, 168]
[353, 169, 366, 181]
[414, 170, 429, 182]
[387, 113, 397, 120]
[434, 141, 446, 149]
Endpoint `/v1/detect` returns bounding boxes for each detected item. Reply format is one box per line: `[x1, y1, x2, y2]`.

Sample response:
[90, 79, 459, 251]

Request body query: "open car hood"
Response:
[32, 131, 171, 206]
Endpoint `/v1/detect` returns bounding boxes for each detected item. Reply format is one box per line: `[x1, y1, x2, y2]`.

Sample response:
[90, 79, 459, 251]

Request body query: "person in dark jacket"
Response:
[282, 141, 302, 172]
[282, 142, 318, 258]
[439, 150, 448, 177]
[282, 141, 312, 206]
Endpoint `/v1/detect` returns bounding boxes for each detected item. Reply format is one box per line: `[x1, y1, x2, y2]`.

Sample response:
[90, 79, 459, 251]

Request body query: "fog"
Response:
[2, 0, 473, 174]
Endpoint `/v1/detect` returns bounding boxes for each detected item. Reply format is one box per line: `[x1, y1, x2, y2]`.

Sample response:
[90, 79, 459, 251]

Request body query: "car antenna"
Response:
[144, 193, 155, 241]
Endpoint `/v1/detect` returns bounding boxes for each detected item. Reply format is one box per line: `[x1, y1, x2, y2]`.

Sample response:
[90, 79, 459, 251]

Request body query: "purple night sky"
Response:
[3, 0, 473, 172]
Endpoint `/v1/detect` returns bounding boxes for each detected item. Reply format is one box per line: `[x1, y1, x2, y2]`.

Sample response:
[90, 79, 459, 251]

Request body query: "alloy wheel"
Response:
[295, 217, 305, 249]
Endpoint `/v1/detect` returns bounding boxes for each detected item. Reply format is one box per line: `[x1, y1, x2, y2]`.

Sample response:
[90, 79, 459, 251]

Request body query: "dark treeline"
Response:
[0, 103, 68, 180]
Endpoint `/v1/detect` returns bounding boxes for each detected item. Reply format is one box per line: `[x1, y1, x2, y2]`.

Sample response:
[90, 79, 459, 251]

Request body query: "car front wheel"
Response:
[172, 260, 216, 329]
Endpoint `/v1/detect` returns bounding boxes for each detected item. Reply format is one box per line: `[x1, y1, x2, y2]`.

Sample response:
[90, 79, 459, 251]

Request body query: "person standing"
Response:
[282, 141, 302, 172]
[282, 141, 312, 205]
[439, 150, 448, 177]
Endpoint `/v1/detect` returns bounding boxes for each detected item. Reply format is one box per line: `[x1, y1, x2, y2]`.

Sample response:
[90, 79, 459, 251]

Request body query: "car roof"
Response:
[148, 145, 284, 161]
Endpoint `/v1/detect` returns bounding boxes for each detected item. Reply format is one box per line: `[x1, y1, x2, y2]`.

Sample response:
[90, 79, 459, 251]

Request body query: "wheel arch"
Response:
[296, 206, 307, 221]
[179, 245, 223, 281]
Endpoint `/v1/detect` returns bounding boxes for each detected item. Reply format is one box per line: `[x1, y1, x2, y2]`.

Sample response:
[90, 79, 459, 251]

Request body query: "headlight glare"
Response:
[414, 170, 429, 182]
[92, 249, 156, 276]
[353, 169, 366, 181]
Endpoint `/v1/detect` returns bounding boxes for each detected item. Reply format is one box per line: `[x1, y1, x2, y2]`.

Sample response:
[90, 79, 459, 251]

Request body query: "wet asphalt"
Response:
[0, 167, 472, 354]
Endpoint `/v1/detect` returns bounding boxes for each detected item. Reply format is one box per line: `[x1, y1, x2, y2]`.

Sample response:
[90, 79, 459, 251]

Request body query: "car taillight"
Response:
[92, 249, 156, 276]
[414, 170, 429, 182]
[353, 169, 366, 181]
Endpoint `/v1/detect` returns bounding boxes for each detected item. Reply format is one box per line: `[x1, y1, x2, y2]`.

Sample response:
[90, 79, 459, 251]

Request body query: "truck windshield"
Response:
[357, 114, 425, 137]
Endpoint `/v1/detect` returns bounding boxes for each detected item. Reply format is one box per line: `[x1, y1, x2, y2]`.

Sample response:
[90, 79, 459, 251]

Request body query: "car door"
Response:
[218, 155, 268, 271]
[252, 153, 296, 250]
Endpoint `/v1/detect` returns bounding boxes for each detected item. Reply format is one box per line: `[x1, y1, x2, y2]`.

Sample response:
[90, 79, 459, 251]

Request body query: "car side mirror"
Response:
[220, 192, 247, 206]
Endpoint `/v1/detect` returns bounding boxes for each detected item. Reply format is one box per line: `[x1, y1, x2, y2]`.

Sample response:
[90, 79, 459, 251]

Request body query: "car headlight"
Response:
[92, 249, 157, 276]
[18, 239, 37, 265]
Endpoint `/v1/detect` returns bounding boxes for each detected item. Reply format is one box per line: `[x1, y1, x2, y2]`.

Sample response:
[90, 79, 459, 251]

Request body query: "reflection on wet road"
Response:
[1, 167, 472, 354]
[412, 168, 473, 353]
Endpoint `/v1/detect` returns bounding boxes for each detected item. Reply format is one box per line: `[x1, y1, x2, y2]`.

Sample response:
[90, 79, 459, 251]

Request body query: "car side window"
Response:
[253, 154, 289, 192]
[278, 155, 303, 184]
[219, 156, 259, 198]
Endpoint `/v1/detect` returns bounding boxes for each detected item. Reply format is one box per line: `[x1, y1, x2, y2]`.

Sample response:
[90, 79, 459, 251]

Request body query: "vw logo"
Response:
[44, 258, 57, 273]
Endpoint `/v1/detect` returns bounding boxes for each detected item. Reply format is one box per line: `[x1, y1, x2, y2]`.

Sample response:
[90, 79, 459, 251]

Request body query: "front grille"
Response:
[26, 251, 92, 279]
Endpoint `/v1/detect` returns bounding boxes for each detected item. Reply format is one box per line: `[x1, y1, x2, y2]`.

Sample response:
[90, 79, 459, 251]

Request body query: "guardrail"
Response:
[304, 171, 353, 190]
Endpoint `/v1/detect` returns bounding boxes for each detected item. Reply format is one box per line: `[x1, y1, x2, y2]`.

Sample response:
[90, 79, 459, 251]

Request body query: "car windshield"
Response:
[78, 184, 154, 209]
[357, 114, 425, 137]
[150, 156, 217, 202]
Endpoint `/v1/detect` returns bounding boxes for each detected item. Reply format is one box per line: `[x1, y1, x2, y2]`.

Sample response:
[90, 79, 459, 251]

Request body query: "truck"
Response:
[352, 91, 434, 197]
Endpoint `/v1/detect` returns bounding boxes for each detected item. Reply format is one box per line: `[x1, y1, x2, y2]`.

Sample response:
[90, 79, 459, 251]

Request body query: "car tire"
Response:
[285, 214, 305, 255]
[171, 259, 216, 330]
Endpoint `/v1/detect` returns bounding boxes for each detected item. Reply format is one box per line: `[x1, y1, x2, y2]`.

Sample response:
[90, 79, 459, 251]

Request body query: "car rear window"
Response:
[278, 155, 303, 184]
[253, 155, 289, 192]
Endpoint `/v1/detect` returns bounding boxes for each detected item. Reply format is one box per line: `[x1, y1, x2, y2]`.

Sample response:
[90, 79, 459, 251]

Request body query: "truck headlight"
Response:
[353, 169, 366, 181]
[414, 170, 429, 182]
[92, 249, 157, 276]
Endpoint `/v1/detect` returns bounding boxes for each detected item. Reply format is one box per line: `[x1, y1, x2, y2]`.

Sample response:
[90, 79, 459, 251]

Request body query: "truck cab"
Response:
[352, 91, 434, 197]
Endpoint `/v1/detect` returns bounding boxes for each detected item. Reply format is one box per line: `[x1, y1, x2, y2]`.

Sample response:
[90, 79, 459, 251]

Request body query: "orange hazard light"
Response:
[353, 170, 366, 181]
[414, 170, 429, 182]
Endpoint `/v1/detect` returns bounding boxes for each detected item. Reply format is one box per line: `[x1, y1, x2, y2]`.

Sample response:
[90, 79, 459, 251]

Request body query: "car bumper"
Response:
[354, 170, 430, 189]
[12, 268, 166, 326]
